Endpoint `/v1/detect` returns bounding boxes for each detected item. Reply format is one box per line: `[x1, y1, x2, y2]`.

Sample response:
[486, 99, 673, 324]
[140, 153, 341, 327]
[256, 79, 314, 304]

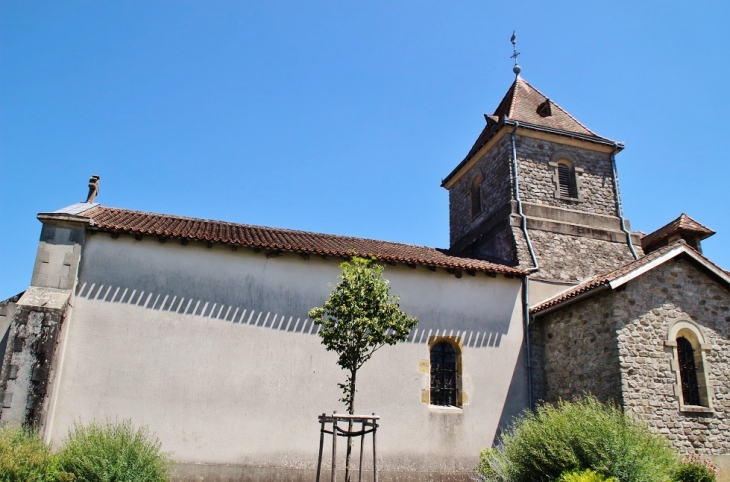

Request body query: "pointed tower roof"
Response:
[450, 78, 620, 182]
[494, 78, 602, 138]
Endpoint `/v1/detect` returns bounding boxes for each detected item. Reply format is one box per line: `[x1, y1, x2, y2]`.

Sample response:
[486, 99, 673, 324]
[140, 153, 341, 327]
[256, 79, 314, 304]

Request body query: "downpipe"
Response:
[610, 143, 639, 260]
[510, 121, 538, 410]
[510, 122, 539, 272]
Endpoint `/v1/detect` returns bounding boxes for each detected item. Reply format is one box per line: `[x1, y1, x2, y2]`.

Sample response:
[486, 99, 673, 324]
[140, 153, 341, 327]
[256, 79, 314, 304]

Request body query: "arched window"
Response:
[677, 336, 701, 406]
[557, 161, 577, 198]
[666, 319, 713, 411]
[471, 175, 483, 218]
[550, 153, 583, 201]
[430, 341, 458, 407]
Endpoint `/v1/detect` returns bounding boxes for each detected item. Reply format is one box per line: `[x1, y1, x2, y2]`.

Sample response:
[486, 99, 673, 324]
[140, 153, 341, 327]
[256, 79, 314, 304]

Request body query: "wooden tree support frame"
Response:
[316, 413, 380, 482]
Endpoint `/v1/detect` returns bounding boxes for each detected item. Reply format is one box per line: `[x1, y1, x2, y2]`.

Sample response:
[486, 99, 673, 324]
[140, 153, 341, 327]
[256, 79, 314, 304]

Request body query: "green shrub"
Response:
[477, 395, 677, 482]
[672, 455, 717, 482]
[558, 468, 618, 482]
[0, 425, 71, 482]
[57, 420, 169, 482]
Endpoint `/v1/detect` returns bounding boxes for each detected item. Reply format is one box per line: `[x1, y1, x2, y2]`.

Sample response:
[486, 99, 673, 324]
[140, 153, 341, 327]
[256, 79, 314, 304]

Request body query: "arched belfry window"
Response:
[471, 175, 483, 218]
[549, 154, 583, 201]
[557, 161, 577, 198]
[430, 341, 458, 407]
[666, 319, 713, 412]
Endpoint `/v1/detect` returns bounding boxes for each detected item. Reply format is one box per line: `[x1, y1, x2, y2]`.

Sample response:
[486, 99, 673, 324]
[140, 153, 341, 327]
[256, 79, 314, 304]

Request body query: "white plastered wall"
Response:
[45, 234, 527, 471]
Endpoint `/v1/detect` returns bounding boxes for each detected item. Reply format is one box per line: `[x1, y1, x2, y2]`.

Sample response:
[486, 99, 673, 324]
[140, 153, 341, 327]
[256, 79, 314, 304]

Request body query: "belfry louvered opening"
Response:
[558, 163, 577, 198]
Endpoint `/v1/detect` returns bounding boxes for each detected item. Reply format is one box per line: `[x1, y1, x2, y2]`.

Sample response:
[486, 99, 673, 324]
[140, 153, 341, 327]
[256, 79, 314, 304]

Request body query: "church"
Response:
[1, 73, 728, 481]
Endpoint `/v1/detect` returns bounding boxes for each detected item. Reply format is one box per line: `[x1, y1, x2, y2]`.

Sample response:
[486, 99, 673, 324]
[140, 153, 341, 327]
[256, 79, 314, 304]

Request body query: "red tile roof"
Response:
[81, 206, 525, 275]
[531, 242, 683, 314]
[641, 213, 715, 251]
[494, 78, 604, 138]
[532, 240, 730, 315]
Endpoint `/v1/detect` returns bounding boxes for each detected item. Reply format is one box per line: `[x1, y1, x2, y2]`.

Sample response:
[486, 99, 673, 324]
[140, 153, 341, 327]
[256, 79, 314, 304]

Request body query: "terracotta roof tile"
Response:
[494, 78, 604, 138]
[531, 242, 684, 314]
[641, 213, 715, 251]
[81, 206, 525, 276]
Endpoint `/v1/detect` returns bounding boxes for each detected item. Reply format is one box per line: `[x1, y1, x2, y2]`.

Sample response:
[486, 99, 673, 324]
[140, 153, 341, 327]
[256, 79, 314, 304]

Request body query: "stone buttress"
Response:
[0, 204, 92, 429]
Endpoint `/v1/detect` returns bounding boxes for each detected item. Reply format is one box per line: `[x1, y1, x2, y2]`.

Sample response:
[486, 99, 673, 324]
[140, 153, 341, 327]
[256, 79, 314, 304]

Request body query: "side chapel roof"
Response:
[73, 205, 525, 276]
[641, 213, 715, 252]
[531, 240, 730, 315]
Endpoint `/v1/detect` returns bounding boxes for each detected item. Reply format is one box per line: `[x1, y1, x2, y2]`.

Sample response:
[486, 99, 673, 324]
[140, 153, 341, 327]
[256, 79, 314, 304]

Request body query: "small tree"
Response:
[309, 256, 418, 479]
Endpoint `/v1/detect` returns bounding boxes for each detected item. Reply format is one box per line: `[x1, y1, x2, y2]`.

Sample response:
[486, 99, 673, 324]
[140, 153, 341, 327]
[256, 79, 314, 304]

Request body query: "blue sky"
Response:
[2, 1, 729, 296]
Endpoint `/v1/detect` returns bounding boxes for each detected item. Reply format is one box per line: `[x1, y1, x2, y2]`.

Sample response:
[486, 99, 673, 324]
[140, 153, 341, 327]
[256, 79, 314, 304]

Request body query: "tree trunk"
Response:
[344, 369, 357, 482]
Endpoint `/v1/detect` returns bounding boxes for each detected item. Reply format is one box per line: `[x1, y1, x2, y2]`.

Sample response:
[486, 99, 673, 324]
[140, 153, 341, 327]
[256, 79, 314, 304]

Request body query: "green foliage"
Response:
[57, 420, 169, 482]
[671, 455, 718, 482]
[476, 395, 677, 482]
[309, 256, 418, 413]
[476, 447, 510, 482]
[0, 425, 70, 482]
[558, 469, 618, 482]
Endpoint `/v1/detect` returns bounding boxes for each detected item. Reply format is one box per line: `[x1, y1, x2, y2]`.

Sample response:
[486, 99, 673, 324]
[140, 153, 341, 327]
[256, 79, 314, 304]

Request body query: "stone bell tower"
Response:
[442, 77, 642, 288]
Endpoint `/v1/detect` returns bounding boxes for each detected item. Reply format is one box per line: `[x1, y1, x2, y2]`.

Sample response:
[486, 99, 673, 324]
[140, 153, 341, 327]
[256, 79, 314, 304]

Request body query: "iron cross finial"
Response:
[510, 31, 521, 77]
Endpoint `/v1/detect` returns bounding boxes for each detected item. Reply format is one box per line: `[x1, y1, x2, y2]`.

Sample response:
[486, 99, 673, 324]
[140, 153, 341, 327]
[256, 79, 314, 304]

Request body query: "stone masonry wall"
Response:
[515, 136, 617, 216]
[615, 257, 730, 455]
[528, 229, 637, 282]
[449, 135, 512, 246]
[532, 256, 730, 455]
[472, 222, 519, 266]
[530, 289, 623, 405]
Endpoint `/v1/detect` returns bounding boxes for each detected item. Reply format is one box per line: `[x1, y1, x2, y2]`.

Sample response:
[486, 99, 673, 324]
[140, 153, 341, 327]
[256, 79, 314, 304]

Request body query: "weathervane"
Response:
[510, 31, 521, 77]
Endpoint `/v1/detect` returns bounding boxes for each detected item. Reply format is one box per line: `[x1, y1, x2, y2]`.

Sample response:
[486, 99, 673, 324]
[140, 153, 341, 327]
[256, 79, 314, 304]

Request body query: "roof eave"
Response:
[441, 118, 506, 187]
[85, 224, 528, 277]
[531, 284, 610, 317]
[532, 244, 730, 316]
[504, 120, 622, 149]
[441, 120, 623, 188]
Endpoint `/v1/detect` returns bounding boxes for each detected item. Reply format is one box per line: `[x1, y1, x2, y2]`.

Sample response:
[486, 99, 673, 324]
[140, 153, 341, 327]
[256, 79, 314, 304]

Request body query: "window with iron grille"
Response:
[558, 163, 577, 198]
[677, 336, 702, 406]
[430, 341, 458, 407]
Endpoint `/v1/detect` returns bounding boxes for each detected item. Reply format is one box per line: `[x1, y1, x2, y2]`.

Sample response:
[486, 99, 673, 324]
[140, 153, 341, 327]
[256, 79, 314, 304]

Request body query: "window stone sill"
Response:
[680, 405, 714, 414]
[428, 405, 463, 414]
